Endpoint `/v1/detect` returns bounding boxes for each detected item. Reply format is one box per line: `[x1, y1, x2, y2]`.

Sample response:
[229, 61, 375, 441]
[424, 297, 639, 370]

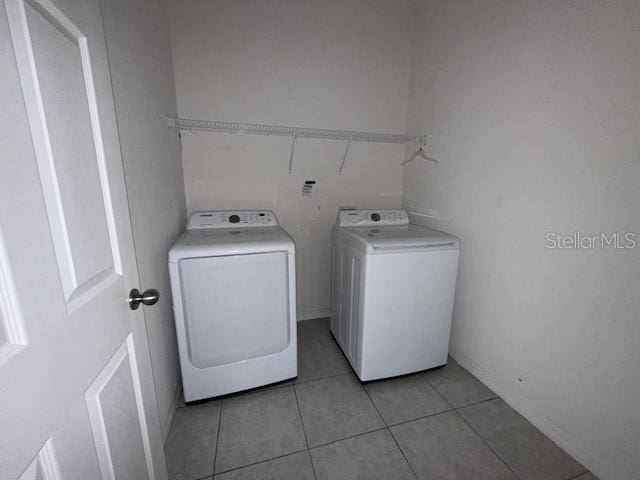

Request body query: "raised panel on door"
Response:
[0, 319, 6, 353]
[0, 226, 28, 364]
[85, 335, 155, 480]
[9, 0, 122, 313]
[16, 440, 62, 480]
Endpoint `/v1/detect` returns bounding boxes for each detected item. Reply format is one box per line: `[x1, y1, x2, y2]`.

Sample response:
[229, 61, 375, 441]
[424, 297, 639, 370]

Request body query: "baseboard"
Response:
[449, 347, 601, 479]
[297, 308, 330, 321]
[161, 381, 183, 444]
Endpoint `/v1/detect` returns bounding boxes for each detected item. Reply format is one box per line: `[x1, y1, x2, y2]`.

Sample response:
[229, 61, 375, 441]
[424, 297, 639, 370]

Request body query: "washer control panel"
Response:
[188, 210, 278, 229]
[337, 209, 409, 227]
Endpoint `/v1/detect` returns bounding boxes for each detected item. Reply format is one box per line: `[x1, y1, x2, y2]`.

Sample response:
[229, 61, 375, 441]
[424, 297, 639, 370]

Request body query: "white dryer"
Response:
[169, 210, 297, 401]
[331, 209, 459, 381]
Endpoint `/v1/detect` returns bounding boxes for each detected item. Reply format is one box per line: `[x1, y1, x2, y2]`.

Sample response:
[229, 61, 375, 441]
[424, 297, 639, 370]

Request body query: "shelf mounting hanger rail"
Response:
[168, 118, 422, 173]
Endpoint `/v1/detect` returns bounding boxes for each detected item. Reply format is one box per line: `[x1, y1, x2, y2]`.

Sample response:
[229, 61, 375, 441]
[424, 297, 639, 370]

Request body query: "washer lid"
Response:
[343, 224, 459, 251]
[169, 226, 295, 262]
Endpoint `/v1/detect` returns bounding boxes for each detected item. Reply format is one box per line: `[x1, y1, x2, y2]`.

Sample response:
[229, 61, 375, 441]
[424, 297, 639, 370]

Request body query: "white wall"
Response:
[101, 0, 186, 439]
[169, 0, 412, 319]
[404, 1, 640, 479]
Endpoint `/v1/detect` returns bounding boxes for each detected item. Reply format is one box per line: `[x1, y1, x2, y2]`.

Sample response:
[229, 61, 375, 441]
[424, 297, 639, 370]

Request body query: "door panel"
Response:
[16, 439, 61, 480]
[12, 0, 120, 308]
[85, 335, 153, 480]
[0, 0, 64, 340]
[0, 226, 28, 363]
[0, 0, 167, 477]
[27, 0, 116, 290]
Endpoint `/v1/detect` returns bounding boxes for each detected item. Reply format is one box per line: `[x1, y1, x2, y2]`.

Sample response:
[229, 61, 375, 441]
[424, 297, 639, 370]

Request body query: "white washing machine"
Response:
[169, 210, 297, 401]
[331, 209, 459, 381]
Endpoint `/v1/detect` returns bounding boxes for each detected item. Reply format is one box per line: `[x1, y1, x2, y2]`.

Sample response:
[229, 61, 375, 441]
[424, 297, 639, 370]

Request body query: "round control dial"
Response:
[228, 214, 240, 224]
[371, 213, 381, 222]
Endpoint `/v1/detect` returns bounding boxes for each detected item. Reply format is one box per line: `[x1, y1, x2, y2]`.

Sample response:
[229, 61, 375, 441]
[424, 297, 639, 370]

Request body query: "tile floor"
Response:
[165, 318, 597, 480]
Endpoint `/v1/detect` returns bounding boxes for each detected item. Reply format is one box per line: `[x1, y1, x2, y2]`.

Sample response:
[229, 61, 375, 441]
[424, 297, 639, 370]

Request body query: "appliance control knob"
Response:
[229, 214, 240, 223]
[371, 213, 380, 222]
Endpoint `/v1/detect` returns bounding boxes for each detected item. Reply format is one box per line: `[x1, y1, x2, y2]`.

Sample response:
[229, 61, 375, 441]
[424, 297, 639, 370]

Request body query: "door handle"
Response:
[128, 288, 160, 310]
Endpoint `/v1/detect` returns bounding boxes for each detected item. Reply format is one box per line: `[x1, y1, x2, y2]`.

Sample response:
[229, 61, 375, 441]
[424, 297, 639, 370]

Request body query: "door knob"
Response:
[128, 288, 160, 310]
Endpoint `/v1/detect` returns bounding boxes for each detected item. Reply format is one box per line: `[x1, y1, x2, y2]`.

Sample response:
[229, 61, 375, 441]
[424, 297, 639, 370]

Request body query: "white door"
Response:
[0, 0, 168, 478]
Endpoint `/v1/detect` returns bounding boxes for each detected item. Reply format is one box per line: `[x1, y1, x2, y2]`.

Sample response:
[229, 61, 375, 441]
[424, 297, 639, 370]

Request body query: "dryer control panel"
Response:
[337, 209, 409, 227]
[188, 210, 278, 229]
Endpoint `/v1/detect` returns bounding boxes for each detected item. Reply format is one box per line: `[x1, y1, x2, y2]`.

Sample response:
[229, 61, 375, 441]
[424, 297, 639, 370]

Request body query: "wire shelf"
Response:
[168, 118, 417, 144]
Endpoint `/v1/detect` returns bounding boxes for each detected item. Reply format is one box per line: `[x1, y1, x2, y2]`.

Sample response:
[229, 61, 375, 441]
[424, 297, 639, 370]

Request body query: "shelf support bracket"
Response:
[288, 131, 298, 174]
[338, 139, 352, 175]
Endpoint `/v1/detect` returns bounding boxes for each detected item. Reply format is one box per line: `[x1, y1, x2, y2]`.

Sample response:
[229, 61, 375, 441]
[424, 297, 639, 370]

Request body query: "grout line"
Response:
[404, 370, 579, 480]
[385, 407, 454, 428]
[292, 383, 318, 480]
[294, 371, 351, 387]
[421, 366, 521, 478]
[421, 363, 498, 410]
[194, 476, 212, 480]
[360, 382, 420, 480]
[386, 427, 420, 480]
[304, 449, 318, 480]
[566, 470, 590, 480]
[212, 448, 310, 476]
[451, 408, 522, 480]
[425, 383, 523, 480]
[359, 381, 386, 428]
[211, 397, 224, 477]
[175, 370, 351, 409]
[308, 426, 389, 451]
[181, 371, 349, 408]
[453, 395, 499, 410]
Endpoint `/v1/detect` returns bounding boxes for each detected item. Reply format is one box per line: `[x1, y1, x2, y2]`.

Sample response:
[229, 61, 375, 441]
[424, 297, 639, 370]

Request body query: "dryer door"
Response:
[178, 251, 290, 368]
